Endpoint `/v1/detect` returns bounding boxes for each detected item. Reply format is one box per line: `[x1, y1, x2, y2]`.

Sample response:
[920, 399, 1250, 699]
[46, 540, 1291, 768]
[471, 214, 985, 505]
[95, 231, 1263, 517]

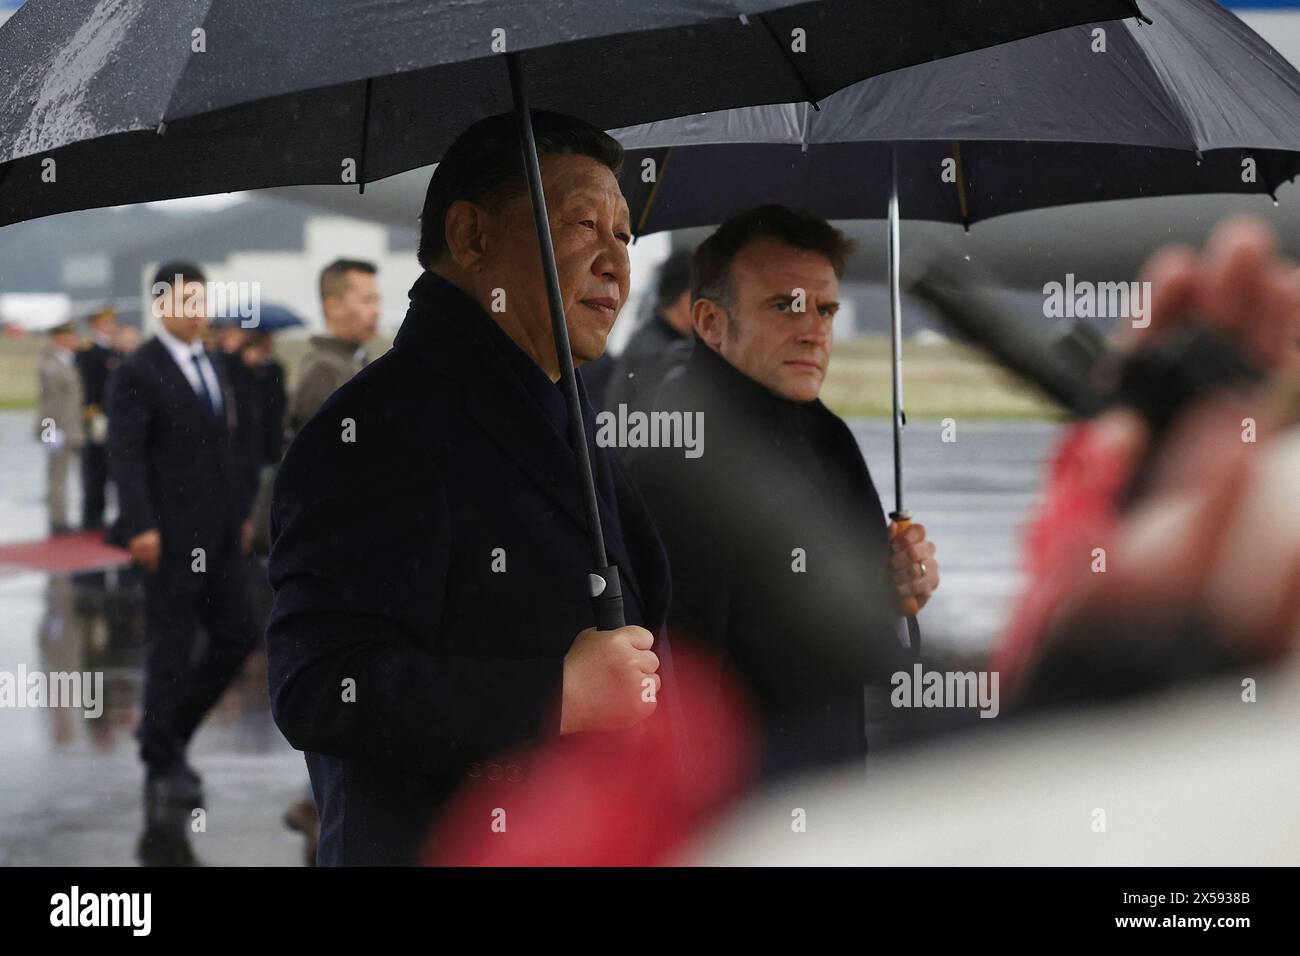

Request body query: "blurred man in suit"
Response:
[113, 323, 141, 356]
[107, 262, 256, 814]
[36, 321, 85, 535]
[76, 306, 121, 531]
[604, 248, 695, 413]
[267, 110, 669, 865]
[240, 330, 288, 471]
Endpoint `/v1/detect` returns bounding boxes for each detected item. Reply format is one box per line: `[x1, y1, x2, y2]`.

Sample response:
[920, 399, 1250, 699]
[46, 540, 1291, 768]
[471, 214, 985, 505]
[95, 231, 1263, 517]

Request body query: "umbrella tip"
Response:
[1126, 0, 1154, 25]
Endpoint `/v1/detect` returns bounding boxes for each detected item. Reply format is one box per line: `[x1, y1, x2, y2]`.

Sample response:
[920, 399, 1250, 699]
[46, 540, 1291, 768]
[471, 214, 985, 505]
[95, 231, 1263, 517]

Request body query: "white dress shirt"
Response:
[155, 324, 223, 415]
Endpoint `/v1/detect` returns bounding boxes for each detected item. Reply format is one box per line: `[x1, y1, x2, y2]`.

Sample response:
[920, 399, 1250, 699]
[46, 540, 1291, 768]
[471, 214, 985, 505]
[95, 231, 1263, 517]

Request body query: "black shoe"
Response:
[137, 819, 198, 867]
[145, 766, 204, 812]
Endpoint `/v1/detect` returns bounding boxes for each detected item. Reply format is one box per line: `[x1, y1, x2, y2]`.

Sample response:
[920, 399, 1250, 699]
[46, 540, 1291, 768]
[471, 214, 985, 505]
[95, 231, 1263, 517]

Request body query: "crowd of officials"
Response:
[35, 307, 137, 535]
[34, 258, 381, 859]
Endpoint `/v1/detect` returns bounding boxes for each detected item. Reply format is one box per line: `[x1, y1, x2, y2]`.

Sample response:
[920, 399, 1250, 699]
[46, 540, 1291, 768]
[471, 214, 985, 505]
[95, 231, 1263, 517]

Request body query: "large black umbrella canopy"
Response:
[0, 0, 1146, 631]
[610, 0, 1300, 632]
[617, 0, 1300, 232]
[0, 0, 1147, 226]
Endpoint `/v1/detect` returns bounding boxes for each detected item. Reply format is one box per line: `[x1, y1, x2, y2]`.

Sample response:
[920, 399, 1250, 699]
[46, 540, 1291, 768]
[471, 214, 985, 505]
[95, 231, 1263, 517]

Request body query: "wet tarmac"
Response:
[0, 410, 1060, 866]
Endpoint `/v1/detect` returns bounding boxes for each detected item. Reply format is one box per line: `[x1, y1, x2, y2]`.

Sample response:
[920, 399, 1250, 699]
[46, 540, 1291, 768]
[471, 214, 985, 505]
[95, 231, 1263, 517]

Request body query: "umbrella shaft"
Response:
[888, 148, 905, 515]
[506, 53, 609, 572]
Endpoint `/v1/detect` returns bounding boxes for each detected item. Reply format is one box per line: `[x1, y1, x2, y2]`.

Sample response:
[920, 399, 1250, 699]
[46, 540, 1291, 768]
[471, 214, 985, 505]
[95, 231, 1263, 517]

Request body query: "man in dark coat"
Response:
[628, 205, 941, 779]
[211, 322, 262, 537]
[241, 331, 288, 471]
[106, 262, 257, 813]
[211, 323, 288, 550]
[601, 248, 694, 413]
[266, 110, 670, 866]
[76, 306, 121, 531]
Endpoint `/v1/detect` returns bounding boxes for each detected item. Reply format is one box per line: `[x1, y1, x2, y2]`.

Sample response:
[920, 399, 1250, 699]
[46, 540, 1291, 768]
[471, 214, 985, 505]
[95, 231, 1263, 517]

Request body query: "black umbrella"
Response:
[613, 0, 1300, 625]
[0, 0, 1146, 628]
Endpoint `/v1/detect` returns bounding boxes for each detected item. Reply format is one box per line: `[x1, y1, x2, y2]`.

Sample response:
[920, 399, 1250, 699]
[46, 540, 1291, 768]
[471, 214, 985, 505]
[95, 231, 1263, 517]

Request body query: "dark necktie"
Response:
[190, 353, 219, 418]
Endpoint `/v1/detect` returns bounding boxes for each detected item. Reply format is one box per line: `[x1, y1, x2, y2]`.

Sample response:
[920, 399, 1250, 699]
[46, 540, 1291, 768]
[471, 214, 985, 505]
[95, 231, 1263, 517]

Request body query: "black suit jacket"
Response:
[105, 336, 247, 560]
[266, 271, 672, 866]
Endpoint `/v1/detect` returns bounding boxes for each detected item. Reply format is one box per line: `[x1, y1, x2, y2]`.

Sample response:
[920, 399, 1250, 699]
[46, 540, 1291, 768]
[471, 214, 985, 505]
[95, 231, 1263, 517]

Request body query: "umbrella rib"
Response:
[156, 0, 222, 129]
[949, 141, 972, 229]
[1120, 0, 1154, 25]
[1121, 17, 1203, 154]
[357, 77, 373, 195]
[634, 147, 674, 237]
[755, 14, 820, 110]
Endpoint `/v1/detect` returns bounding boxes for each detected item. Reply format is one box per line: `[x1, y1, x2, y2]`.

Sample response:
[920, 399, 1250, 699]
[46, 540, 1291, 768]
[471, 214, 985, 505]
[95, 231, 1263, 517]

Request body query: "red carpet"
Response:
[0, 531, 131, 576]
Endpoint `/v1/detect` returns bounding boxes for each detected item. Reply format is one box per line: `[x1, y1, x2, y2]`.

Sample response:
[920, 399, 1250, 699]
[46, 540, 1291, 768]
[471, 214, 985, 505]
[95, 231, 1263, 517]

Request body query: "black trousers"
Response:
[137, 536, 256, 774]
[80, 441, 110, 529]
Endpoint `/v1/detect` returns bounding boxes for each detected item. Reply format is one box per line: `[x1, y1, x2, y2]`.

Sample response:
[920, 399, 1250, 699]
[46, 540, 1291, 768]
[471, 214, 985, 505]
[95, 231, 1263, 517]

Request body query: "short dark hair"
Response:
[417, 109, 624, 270]
[319, 258, 377, 301]
[655, 248, 694, 311]
[151, 261, 205, 292]
[691, 205, 856, 312]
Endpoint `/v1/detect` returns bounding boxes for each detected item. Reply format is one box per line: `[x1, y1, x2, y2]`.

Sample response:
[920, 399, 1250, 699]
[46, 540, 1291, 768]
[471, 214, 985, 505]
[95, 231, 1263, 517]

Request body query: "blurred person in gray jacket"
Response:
[284, 258, 380, 440]
[36, 321, 86, 535]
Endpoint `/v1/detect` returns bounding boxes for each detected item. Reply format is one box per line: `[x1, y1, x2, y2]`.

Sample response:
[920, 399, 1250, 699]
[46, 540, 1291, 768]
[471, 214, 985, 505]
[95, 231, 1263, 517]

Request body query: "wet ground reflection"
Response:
[0, 564, 305, 866]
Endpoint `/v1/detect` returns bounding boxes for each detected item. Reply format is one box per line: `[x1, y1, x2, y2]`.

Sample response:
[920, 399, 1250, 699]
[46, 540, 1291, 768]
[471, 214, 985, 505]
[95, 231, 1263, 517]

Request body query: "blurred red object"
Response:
[422, 640, 756, 866]
[992, 419, 1136, 694]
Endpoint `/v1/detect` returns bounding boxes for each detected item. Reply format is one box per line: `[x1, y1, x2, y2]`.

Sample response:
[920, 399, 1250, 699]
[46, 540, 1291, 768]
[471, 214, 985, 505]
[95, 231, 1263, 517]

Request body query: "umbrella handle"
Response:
[889, 512, 920, 618]
[588, 565, 625, 631]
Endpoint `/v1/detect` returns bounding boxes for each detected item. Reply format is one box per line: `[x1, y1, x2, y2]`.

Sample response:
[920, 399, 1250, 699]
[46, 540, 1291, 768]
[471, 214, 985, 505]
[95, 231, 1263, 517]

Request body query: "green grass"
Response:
[0, 335, 389, 410]
[0, 335, 1059, 420]
[0, 337, 46, 409]
[820, 338, 1060, 420]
